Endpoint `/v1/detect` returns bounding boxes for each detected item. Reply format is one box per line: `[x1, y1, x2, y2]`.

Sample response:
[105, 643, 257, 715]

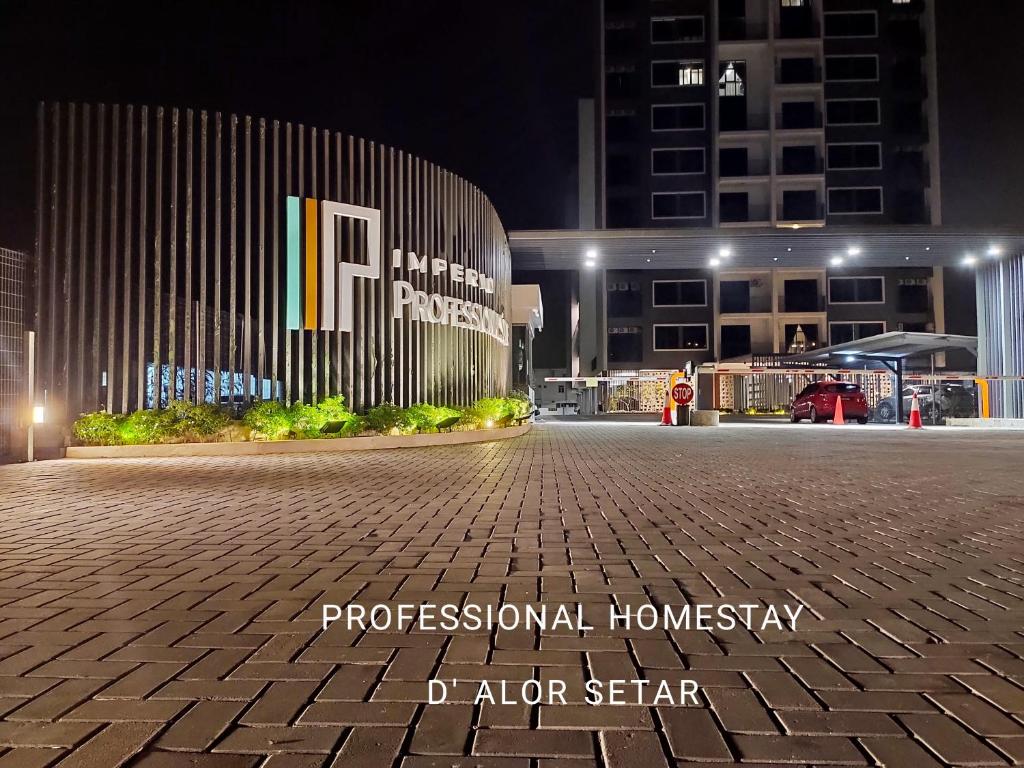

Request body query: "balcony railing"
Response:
[719, 19, 768, 41]
[776, 159, 824, 175]
[776, 112, 823, 130]
[721, 160, 771, 178]
[720, 113, 771, 132]
[720, 205, 771, 224]
[776, 66, 822, 85]
[778, 295, 826, 313]
[778, 203, 824, 222]
[721, 295, 773, 314]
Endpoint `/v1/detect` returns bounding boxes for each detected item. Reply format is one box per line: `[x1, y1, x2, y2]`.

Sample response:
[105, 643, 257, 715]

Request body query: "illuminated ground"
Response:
[2, 421, 1024, 766]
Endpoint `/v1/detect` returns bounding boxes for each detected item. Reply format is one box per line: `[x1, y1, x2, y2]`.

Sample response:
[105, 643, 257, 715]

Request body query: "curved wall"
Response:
[31, 102, 512, 420]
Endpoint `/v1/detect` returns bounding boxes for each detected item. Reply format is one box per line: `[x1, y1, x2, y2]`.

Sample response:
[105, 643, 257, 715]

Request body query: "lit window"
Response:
[680, 63, 704, 86]
[719, 61, 745, 96]
[892, 0, 911, 4]
[781, 0, 805, 6]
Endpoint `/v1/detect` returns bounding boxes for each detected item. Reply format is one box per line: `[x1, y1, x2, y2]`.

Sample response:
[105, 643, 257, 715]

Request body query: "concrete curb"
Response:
[66, 424, 532, 460]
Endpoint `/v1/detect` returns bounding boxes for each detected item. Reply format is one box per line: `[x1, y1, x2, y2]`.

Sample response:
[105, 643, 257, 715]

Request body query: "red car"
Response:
[791, 381, 869, 424]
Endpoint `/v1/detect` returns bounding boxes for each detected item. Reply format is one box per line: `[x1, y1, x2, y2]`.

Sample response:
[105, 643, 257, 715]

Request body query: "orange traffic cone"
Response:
[660, 389, 672, 426]
[833, 394, 846, 425]
[908, 391, 923, 429]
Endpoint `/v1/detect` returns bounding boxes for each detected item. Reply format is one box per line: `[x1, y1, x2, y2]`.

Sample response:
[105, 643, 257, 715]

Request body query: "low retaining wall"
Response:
[65, 424, 531, 460]
[945, 418, 1024, 429]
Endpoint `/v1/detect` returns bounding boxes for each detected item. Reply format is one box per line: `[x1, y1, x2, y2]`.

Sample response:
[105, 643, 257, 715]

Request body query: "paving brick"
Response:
[473, 729, 595, 758]
[898, 713, 1007, 765]
[52, 722, 162, 768]
[409, 704, 473, 754]
[600, 730, 670, 768]
[5, 424, 1024, 767]
[330, 726, 407, 768]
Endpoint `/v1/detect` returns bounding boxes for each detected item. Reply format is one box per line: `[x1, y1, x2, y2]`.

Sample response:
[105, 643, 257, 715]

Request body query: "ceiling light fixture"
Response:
[709, 258, 721, 267]
[719, 247, 731, 258]
[585, 248, 598, 261]
[962, 254, 977, 266]
[830, 256, 844, 267]
[987, 245, 1003, 257]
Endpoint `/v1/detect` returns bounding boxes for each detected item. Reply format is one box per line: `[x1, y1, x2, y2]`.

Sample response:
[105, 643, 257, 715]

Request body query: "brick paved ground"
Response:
[2, 421, 1024, 767]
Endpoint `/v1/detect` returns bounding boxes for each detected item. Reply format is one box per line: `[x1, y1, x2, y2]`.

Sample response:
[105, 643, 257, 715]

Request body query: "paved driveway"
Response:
[1, 423, 1024, 766]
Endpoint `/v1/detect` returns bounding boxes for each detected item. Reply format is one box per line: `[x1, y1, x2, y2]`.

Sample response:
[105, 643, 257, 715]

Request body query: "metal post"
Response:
[25, 331, 35, 463]
[895, 359, 904, 423]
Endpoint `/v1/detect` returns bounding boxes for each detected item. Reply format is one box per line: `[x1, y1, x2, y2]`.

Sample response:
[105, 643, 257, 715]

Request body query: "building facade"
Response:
[508, 0, 1006, 409]
[599, 0, 939, 230]
[0, 248, 25, 457]
[30, 102, 513, 426]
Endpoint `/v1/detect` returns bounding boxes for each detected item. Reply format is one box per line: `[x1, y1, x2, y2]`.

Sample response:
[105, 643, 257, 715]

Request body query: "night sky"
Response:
[0, 1, 1021, 255]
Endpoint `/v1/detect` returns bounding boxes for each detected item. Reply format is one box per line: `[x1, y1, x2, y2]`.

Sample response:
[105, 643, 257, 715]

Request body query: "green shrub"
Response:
[72, 411, 127, 446]
[244, 400, 294, 440]
[468, 397, 509, 427]
[405, 402, 461, 433]
[505, 390, 533, 420]
[165, 400, 231, 439]
[120, 408, 178, 444]
[365, 402, 413, 435]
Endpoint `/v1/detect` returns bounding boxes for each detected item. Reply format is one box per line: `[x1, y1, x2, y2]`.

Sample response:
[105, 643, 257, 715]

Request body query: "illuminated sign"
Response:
[286, 196, 509, 345]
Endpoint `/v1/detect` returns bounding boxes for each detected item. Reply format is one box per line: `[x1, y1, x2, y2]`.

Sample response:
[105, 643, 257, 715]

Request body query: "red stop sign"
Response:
[671, 382, 694, 406]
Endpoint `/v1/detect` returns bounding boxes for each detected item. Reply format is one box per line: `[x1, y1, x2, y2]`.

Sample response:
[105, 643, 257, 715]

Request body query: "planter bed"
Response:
[66, 423, 531, 459]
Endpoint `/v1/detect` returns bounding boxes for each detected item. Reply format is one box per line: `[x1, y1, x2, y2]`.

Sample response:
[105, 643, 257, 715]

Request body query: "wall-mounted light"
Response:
[32, 405, 45, 424]
[585, 248, 598, 260]
[847, 246, 861, 256]
[987, 245, 1003, 257]
[708, 258, 721, 267]
[786, 247, 792, 252]
[830, 256, 844, 267]
[962, 254, 977, 266]
[718, 247, 731, 258]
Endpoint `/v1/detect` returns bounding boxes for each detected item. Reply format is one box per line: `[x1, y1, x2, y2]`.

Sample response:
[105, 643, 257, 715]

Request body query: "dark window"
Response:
[652, 192, 705, 219]
[607, 197, 641, 228]
[781, 101, 817, 129]
[721, 325, 752, 358]
[826, 56, 878, 81]
[653, 280, 706, 306]
[652, 148, 705, 175]
[606, 113, 637, 142]
[653, 61, 704, 87]
[652, 103, 704, 130]
[654, 324, 708, 350]
[829, 187, 882, 214]
[893, 102, 924, 134]
[651, 16, 704, 43]
[898, 282, 929, 313]
[608, 327, 643, 362]
[719, 191, 750, 222]
[830, 321, 884, 344]
[781, 145, 817, 173]
[779, 57, 816, 84]
[606, 154, 635, 186]
[608, 281, 642, 316]
[829, 277, 884, 303]
[825, 11, 877, 37]
[783, 280, 819, 312]
[779, 1, 814, 38]
[605, 69, 637, 99]
[719, 147, 748, 176]
[720, 281, 751, 313]
[827, 99, 879, 125]
[827, 143, 881, 169]
[781, 189, 819, 220]
[605, 23, 638, 54]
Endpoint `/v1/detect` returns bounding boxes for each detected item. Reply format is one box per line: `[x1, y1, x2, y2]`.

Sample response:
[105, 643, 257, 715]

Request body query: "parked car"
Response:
[874, 384, 976, 423]
[790, 381, 869, 424]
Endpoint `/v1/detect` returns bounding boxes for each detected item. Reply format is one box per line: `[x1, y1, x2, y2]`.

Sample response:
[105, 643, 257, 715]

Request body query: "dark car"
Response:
[791, 381, 869, 424]
[875, 384, 976, 423]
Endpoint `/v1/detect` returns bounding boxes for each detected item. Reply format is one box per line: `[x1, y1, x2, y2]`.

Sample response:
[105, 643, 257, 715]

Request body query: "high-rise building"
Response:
[598, 0, 940, 229]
